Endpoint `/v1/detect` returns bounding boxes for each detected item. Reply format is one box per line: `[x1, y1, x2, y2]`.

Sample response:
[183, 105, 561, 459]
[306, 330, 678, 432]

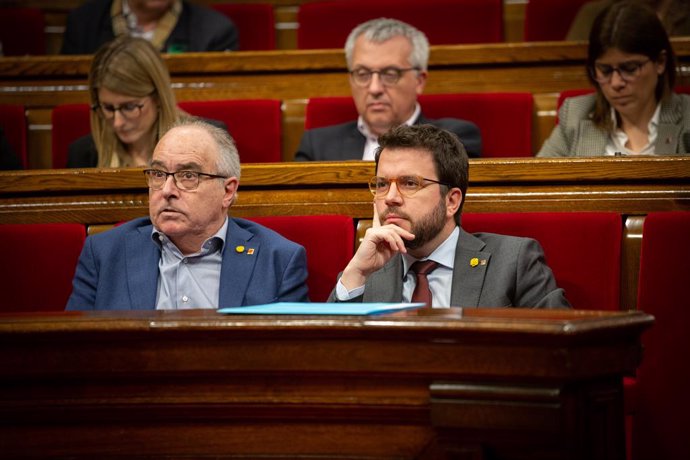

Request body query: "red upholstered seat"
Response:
[461, 212, 622, 311]
[246, 215, 355, 302]
[633, 211, 690, 460]
[297, 0, 503, 49]
[0, 7, 45, 56]
[524, 0, 591, 42]
[51, 104, 92, 169]
[0, 104, 28, 168]
[211, 3, 276, 50]
[305, 93, 534, 157]
[0, 223, 86, 312]
[179, 99, 283, 163]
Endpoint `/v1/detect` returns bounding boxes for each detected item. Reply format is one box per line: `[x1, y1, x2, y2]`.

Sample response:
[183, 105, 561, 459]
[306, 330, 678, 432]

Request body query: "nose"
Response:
[384, 181, 403, 205]
[111, 110, 127, 129]
[367, 72, 385, 94]
[160, 173, 179, 198]
[609, 69, 627, 88]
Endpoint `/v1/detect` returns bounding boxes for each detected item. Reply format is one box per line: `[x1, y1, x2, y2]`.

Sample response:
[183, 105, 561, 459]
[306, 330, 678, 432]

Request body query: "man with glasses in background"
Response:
[67, 118, 309, 310]
[294, 18, 482, 161]
[330, 124, 569, 309]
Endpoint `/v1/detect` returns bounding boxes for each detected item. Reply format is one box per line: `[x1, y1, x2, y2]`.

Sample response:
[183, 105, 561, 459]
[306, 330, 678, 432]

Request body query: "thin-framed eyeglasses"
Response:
[143, 169, 228, 192]
[369, 175, 455, 198]
[590, 58, 651, 84]
[350, 67, 420, 87]
[92, 99, 148, 120]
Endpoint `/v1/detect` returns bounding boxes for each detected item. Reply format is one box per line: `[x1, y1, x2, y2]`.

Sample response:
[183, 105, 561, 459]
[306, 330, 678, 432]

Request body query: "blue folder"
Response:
[217, 302, 425, 315]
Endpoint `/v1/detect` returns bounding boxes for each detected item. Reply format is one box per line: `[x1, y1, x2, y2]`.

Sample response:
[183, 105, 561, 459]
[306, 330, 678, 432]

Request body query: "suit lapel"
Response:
[575, 120, 608, 156]
[450, 229, 491, 307]
[125, 223, 159, 309]
[341, 127, 366, 160]
[364, 254, 404, 302]
[218, 219, 259, 308]
[656, 95, 684, 155]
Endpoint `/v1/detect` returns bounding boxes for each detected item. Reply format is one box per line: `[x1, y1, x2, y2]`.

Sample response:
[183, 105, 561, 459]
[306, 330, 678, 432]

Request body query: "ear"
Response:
[445, 188, 463, 218]
[416, 70, 428, 96]
[222, 177, 240, 208]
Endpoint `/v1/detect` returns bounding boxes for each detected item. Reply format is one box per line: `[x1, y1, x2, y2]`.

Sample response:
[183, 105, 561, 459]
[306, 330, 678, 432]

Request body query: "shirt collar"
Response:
[152, 217, 228, 256]
[401, 225, 459, 277]
[607, 102, 661, 156]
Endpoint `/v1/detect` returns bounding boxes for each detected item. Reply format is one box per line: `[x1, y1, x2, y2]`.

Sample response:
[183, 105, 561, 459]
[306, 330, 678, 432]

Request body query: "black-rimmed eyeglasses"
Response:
[590, 58, 651, 84]
[143, 169, 228, 191]
[92, 100, 147, 120]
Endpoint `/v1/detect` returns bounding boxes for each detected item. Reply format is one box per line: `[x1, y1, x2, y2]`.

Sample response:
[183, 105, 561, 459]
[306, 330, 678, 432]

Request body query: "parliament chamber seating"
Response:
[523, 0, 590, 42]
[0, 104, 28, 168]
[632, 211, 690, 460]
[305, 93, 534, 157]
[247, 214, 355, 302]
[0, 223, 85, 312]
[0, 7, 45, 56]
[178, 99, 283, 163]
[296, 0, 503, 49]
[211, 3, 276, 51]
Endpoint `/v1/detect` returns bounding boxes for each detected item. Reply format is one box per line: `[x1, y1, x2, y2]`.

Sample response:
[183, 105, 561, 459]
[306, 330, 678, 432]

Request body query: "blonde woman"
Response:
[67, 35, 182, 168]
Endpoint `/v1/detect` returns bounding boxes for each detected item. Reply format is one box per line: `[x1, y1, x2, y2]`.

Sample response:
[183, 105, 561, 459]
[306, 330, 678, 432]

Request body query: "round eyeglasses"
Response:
[369, 175, 455, 198]
[350, 67, 420, 87]
[590, 58, 651, 84]
[144, 169, 228, 191]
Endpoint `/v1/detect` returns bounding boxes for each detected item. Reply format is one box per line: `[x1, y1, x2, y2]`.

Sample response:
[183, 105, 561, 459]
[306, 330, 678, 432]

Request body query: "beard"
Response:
[381, 197, 447, 250]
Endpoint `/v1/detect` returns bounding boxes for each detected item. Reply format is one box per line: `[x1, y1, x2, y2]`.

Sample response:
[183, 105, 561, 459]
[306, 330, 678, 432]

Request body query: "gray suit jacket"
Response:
[295, 114, 482, 161]
[537, 93, 690, 157]
[330, 228, 570, 308]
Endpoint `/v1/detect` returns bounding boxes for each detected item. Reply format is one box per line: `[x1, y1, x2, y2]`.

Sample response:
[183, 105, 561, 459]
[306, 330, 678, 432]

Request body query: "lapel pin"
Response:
[247, 248, 255, 255]
[470, 257, 479, 267]
[480, 259, 487, 265]
[235, 245, 245, 253]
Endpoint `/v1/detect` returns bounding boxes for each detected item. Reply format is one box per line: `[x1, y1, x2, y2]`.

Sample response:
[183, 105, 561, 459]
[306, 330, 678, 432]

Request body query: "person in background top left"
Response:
[67, 35, 184, 168]
[61, 0, 238, 54]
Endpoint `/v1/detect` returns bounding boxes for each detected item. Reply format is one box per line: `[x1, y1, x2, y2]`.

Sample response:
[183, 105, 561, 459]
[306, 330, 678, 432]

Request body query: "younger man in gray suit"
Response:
[330, 124, 570, 309]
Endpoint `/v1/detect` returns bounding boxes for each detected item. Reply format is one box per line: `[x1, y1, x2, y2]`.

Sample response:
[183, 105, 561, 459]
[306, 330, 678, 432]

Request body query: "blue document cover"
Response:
[217, 302, 425, 315]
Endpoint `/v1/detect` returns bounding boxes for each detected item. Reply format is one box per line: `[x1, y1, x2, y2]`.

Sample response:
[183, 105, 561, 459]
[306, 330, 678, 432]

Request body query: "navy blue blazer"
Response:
[294, 114, 482, 161]
[66, 217, 309, 310]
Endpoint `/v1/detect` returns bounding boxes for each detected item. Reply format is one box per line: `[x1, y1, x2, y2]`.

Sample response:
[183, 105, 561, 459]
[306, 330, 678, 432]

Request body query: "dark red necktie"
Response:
[410, 260, 439, 307]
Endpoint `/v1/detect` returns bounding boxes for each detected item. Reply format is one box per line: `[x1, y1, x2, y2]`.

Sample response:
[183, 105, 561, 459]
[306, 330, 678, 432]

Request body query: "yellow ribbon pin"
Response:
[470, 257, 479, 267]
[235, 245, 245, 253]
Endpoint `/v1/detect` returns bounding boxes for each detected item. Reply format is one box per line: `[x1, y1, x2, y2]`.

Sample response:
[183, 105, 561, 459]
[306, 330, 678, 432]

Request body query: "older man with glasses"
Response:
[294, 18, 482, 162]
[330, 124, 570, 309]
[67, 118, 309, 310]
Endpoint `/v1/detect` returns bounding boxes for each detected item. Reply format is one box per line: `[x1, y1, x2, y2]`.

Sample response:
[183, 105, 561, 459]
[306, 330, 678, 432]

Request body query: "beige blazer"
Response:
[537, 93, 690, 157]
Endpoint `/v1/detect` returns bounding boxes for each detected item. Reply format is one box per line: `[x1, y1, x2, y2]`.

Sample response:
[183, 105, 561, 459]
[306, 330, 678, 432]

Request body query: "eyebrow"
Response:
[149, 161, 203, 171]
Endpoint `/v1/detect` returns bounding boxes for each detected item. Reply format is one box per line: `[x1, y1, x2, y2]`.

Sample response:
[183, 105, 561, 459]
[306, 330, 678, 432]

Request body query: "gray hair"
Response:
[172, 117, 241, 180]
[344, 18, 429, 71]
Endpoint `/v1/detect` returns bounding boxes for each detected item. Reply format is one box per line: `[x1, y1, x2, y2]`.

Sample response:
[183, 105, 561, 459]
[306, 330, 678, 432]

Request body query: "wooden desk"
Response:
[0, 307, 652, 459]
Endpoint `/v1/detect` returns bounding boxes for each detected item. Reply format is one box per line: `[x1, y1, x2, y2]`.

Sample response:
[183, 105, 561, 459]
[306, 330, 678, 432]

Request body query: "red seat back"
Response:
[0, 7, 45, 56]
[633, 211, 690, 460]
[524, 0, 590, 41]
[212, 3, 276, 50]
[461, 212, 622, 310]
[51, 104, 92, 169]
[0, 104, 28, 168]
[0, 223, 86, 312]
[297, 0, 503, 49]
[179, 99, 282, 163]
[306, 93, 534, 157]
[247, 215, 355, 302]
